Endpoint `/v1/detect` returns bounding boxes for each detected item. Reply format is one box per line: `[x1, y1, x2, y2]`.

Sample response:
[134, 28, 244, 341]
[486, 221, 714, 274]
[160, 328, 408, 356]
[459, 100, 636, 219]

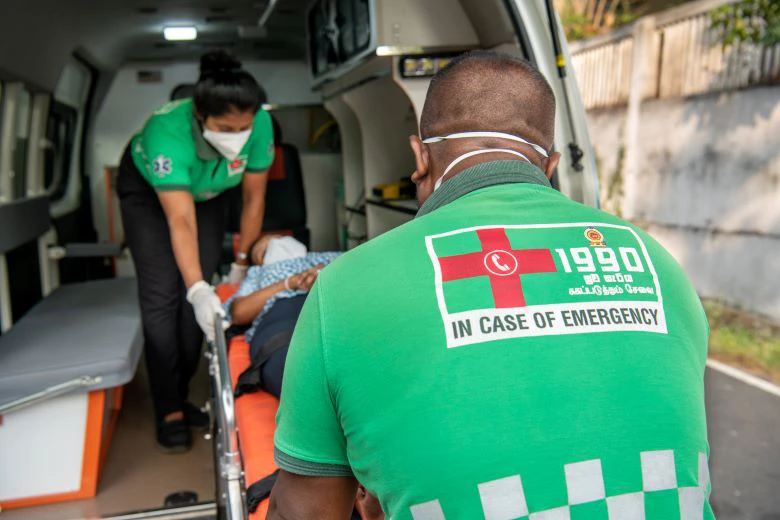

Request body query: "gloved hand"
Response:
[225, 262, 248, 284]
[186, 281, 228, 342]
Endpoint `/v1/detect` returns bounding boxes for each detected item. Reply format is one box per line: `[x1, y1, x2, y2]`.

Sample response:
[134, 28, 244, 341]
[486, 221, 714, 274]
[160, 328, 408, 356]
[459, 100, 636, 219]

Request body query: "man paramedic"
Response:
[268, 51, 714, 520]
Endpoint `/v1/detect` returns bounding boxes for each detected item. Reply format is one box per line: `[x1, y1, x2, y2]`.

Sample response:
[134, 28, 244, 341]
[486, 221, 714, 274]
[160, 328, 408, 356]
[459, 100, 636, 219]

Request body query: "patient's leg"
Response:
[245, 295, 308, 398]
[260, 344, 289, 398]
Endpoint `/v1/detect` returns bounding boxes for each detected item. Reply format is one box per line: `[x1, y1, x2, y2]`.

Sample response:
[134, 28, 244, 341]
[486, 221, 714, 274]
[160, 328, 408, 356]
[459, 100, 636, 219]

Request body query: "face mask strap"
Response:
[422, 131, 549, 159]
[434, 148, 531, 191]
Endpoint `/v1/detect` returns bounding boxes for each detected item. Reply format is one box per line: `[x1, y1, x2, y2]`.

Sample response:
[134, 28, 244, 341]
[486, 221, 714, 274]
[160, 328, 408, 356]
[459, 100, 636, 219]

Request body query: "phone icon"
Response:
[491, 254, 511, 272]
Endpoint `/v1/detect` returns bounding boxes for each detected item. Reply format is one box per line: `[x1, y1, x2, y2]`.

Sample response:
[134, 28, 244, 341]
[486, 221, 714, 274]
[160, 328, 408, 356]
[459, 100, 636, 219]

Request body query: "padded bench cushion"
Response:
[0, 278, 142, 408]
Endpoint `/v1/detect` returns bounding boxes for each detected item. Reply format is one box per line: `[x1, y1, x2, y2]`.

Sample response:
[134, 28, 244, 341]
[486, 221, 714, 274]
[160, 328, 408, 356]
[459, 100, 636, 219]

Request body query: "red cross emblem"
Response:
[438, 228, 557, 308]
[230, 159, 245, 169]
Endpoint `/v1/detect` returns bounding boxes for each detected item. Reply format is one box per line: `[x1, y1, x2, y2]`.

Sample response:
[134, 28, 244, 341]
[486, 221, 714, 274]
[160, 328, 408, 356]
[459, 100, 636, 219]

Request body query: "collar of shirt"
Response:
[416, 160, 552, 218]
[190, 111, 222, 161]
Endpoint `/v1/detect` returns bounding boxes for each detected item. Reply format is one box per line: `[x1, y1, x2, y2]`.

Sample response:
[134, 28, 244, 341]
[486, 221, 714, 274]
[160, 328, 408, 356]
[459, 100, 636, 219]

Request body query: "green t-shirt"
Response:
[275, 161, 713, 520]
[130, 98, 274, 202]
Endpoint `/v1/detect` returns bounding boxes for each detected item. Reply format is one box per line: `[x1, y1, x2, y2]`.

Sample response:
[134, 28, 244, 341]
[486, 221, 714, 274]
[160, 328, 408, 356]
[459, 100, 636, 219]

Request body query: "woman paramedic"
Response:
[117, 51, 273, 453]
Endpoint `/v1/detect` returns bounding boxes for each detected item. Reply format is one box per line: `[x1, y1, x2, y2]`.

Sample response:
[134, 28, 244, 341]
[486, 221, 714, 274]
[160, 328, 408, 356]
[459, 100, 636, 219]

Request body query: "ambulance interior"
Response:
[0, 0, 598, 518]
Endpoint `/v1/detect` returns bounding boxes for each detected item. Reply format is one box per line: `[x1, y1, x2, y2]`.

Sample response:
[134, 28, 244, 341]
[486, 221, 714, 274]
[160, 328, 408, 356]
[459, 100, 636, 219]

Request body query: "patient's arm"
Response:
[230, 281, 286, 325]
[267, 471, 358, 520]
[230, 266, 324, 325]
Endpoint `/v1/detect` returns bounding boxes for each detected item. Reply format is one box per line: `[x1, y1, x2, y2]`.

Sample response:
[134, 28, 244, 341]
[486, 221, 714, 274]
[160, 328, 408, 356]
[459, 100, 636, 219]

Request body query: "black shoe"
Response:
[184, 402, 210, 432]
[157, 419, 192, 454]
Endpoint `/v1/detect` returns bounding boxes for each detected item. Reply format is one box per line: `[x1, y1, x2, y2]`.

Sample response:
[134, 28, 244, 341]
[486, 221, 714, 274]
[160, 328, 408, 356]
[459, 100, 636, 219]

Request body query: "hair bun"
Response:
[200, 50, 242, 76]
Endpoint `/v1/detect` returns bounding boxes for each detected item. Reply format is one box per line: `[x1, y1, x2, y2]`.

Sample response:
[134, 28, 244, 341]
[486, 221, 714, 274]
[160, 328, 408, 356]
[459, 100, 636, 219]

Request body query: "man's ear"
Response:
[409, 135, 430, 183]
[544, 151, 561, 180]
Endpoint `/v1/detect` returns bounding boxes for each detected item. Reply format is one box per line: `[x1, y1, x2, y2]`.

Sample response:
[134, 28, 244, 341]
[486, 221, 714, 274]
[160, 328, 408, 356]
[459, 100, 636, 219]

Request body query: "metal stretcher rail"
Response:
[208, 314, 247, 520]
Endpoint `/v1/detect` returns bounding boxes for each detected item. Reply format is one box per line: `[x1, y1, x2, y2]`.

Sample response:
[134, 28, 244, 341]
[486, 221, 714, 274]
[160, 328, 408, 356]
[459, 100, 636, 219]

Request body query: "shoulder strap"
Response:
[234, 330, 293, 398]
[246, 469, 280, 513]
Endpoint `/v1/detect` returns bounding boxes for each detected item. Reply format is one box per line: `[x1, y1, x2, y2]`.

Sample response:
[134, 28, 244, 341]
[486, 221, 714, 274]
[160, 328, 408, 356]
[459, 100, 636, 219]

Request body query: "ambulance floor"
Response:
[2, 356, 216, 520]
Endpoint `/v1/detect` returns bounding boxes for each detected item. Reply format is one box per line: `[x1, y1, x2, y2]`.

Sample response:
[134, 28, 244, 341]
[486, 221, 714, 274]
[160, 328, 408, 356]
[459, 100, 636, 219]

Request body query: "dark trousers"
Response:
[117, 146, 228, 421]
[247, 295, 308, 398]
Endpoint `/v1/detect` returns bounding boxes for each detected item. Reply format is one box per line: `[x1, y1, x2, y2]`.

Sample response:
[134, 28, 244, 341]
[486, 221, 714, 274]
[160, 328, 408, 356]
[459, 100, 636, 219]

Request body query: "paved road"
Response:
[706, 368, 780, 520]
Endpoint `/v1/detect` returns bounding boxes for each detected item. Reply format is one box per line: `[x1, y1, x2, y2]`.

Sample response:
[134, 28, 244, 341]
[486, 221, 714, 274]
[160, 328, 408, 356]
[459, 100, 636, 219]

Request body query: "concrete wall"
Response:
[586, 86, 780, 320]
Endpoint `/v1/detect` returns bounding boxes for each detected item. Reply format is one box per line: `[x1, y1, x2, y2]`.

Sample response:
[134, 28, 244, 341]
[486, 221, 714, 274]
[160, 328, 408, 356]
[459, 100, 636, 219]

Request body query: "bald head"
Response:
[420, 51, 556, 149]
[409, 51, 561, 205]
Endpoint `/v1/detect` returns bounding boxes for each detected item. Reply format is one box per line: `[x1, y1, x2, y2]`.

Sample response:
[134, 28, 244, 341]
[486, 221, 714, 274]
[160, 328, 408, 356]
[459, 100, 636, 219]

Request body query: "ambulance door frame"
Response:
[503, 0, 600, 207]
[0, 82, 25, 332]
[26, 93, 50, 198]
[0, 82, 23, 203]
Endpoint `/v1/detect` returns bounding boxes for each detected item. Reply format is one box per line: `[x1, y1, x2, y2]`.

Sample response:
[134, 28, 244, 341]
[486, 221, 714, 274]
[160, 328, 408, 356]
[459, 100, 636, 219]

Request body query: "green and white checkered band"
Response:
[410, 450, 710, 520]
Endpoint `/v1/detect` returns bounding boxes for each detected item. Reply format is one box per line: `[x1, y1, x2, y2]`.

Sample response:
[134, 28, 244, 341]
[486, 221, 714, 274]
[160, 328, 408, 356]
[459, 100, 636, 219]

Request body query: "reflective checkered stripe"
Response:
[410, 451, 710, 520]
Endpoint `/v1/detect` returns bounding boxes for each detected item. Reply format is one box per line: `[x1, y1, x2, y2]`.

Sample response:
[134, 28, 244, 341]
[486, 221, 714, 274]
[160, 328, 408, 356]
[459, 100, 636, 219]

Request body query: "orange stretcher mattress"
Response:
[217, 284, 279, 519]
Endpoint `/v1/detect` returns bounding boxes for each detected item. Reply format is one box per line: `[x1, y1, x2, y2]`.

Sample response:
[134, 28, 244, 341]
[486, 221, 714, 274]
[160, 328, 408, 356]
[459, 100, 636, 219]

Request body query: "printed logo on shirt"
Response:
[153, 99, 187, 115]
[425, 223, 668, 348]
[228, 155, 248, 176]
[153, 155, 173, 177]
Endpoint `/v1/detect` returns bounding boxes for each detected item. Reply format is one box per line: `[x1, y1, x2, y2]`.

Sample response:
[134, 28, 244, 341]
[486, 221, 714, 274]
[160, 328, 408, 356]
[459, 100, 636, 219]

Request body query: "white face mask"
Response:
[421, 131, 549, 191]
[203, 128, 252, 161]
[263, 236, 308, 265]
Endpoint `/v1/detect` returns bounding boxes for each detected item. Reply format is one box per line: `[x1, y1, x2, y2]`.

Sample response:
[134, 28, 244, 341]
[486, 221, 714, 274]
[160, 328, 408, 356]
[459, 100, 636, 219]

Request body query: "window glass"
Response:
[43, 103, 77, 200]
[354, 0, 371, 51]
[12, 88, 31, 200]
[338, 0, 355, 59]
[309, 0, 373, 76]
[54, 60, 91, 108]
[0, 82, 3, 201]
[46, 58, 92, 201]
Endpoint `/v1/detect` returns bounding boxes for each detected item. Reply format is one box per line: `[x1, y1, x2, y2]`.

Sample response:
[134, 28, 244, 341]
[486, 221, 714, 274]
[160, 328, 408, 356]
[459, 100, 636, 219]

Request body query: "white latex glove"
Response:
[186, 281, 228, 342]
[225, 262, 248, 284]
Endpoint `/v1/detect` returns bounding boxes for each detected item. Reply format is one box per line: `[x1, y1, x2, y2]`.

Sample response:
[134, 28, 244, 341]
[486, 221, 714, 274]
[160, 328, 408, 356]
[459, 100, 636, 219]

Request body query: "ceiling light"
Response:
[164, 26, 198, 41]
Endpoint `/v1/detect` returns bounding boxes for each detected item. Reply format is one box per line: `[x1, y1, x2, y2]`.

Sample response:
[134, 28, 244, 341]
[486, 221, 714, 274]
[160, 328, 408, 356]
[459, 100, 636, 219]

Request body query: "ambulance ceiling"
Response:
[0, 0, 311, 89]
[113, 0, 311, 62]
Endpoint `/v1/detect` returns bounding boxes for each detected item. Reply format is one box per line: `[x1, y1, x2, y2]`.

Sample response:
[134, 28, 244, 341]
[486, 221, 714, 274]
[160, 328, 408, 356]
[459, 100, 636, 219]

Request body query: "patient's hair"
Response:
[194, 50, 267, 118]
[420, 51, 556, 149]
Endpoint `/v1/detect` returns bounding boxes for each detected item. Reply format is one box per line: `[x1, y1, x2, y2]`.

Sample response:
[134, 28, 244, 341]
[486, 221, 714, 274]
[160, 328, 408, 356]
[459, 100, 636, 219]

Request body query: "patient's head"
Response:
[250, 235, 308, 265]
[250, 235, 280, 265]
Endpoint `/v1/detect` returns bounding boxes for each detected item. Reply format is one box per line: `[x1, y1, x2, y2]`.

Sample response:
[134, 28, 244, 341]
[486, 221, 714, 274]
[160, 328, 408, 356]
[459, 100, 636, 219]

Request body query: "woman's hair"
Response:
[194, 50, 267, 119]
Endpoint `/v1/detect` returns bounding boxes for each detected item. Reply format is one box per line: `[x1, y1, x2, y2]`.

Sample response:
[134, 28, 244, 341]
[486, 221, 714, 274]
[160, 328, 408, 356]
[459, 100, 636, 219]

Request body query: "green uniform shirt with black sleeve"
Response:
[275, 160, 713, 520]
[130, 98, 274, 202]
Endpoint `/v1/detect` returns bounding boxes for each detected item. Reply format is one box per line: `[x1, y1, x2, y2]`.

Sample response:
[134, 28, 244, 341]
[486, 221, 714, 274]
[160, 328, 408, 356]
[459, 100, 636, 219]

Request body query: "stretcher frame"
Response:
[209, 314, 248, 520]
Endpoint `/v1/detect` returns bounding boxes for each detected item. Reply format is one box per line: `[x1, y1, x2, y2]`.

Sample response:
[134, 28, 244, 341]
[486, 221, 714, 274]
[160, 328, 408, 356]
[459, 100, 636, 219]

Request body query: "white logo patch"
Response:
[425, 223, 668, 349]
[153, 155, 172, 177]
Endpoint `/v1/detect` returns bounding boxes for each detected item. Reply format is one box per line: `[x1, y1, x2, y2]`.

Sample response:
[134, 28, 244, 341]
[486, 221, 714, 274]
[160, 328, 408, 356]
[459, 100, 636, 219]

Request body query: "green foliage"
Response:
[561, 10, 600, 41]
[557, 0, 639, 41]
[557, 0, 687, 41]
[710, 0, 780, 47]
[704, 300, 780, 383]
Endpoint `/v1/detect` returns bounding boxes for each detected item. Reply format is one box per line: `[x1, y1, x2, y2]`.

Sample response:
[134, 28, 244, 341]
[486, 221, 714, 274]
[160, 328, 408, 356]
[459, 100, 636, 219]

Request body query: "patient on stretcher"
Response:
[224, 237, 385, 518]
[224, 236, 340, 397]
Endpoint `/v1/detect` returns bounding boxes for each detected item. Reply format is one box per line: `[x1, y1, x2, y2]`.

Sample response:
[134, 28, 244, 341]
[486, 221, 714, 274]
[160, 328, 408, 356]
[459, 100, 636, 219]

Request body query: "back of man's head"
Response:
[410, 51, 559, 204]
[420, 51, 556, 148]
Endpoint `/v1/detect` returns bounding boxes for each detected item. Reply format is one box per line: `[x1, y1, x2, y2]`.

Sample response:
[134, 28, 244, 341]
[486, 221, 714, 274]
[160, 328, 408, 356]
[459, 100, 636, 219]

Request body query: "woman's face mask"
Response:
[202, 128, 252, 161]
[200, 109, 256, 161]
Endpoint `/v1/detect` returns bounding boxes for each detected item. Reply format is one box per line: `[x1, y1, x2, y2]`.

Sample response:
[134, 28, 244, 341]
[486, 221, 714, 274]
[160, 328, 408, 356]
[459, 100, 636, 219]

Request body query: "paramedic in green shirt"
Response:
[117, 51, 274, 452]
[269, 51, 714, 520]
